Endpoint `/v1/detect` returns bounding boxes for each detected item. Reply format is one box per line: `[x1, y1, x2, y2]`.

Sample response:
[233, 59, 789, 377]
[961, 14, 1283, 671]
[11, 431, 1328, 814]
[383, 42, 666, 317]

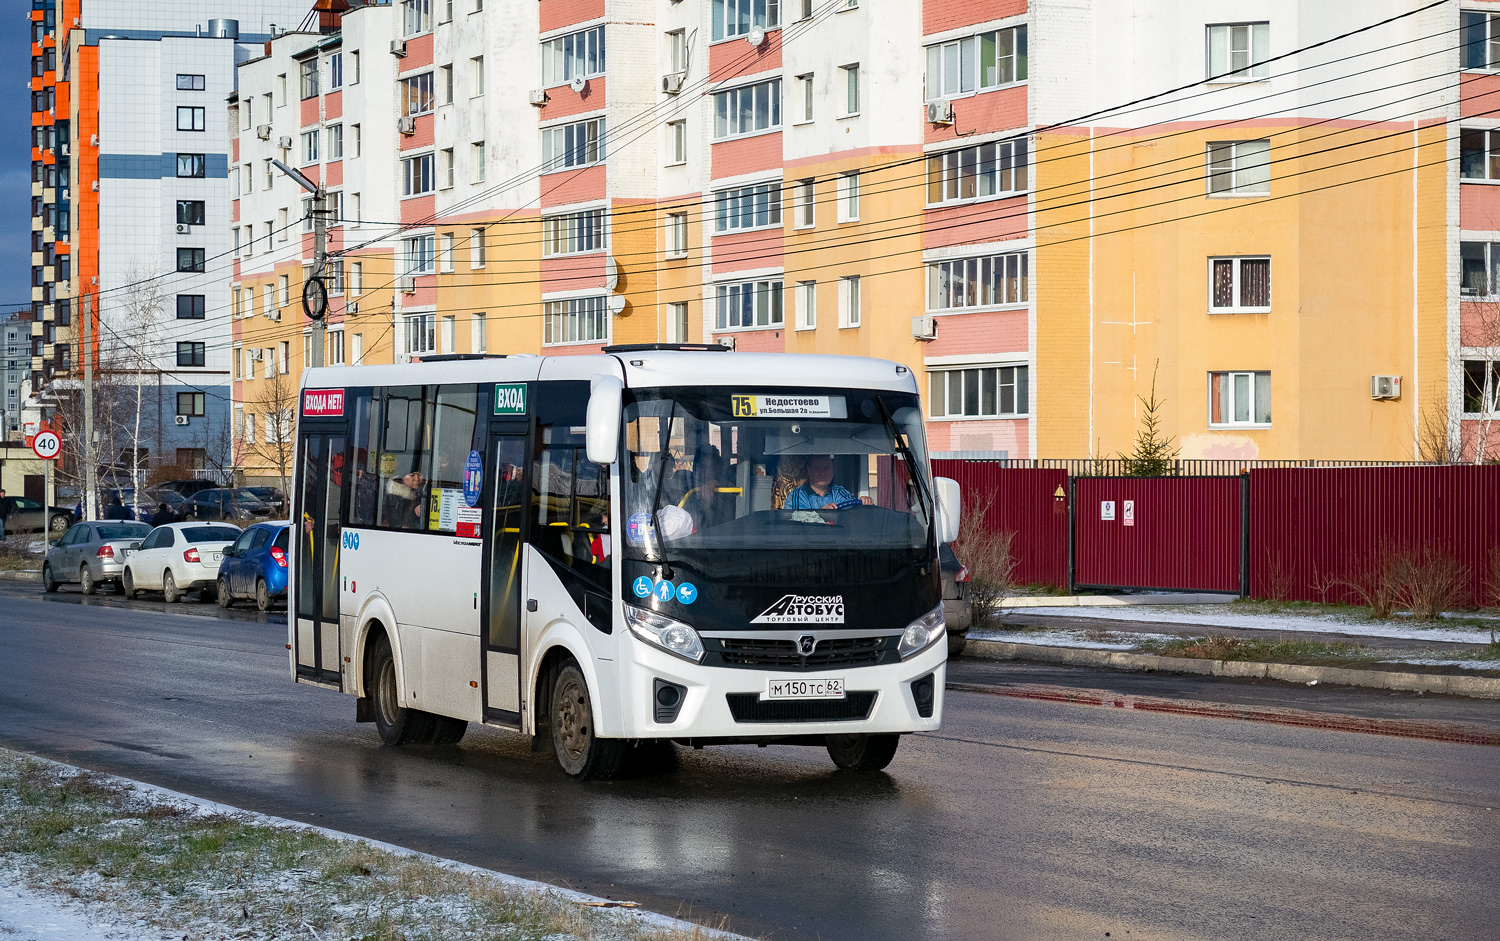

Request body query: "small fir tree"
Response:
[1120, 361, 1179, 476]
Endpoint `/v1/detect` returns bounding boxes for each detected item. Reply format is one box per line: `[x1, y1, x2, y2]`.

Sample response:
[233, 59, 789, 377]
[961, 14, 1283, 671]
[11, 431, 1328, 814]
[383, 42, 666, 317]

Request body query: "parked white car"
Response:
[120, 522, 242, 603]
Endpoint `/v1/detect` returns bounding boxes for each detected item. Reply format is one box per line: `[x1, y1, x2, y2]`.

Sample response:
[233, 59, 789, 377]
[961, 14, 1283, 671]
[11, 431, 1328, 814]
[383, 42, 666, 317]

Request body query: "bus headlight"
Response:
[897, 604, 947, 659]
[624, 605, 705, 663]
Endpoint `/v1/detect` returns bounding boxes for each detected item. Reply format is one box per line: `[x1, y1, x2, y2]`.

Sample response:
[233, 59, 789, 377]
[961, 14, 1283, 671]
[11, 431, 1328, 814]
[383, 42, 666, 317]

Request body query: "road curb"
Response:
[965, 638, 1500, 700]
[999, 593, 1238, 608]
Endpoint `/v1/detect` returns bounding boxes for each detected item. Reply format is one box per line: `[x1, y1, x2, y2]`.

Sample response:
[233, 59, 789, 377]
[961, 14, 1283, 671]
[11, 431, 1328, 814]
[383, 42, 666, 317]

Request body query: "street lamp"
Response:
[271, 159, 328, 371]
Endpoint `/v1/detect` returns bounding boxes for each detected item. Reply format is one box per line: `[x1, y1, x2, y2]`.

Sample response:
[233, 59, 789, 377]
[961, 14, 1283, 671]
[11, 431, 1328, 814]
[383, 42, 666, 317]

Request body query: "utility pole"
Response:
[272, 159, 327, 370]
[83, 293, 95, 521]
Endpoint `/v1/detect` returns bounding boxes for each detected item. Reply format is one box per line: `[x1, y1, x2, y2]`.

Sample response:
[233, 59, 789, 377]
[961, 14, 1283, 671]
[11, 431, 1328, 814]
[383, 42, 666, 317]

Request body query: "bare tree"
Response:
[243, 368, 298, 495]
[116, 263, 167, 517]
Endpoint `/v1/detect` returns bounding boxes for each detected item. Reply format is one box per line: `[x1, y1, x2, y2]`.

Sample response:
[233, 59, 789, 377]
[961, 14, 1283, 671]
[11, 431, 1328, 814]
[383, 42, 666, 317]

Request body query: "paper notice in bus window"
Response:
[455, 505, 482, 538]
[731, 394, 845, 419]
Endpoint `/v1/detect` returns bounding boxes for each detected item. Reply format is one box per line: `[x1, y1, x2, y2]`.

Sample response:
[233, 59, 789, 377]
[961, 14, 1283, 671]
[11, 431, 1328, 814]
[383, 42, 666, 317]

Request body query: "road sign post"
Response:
[31, 431, 60, 535]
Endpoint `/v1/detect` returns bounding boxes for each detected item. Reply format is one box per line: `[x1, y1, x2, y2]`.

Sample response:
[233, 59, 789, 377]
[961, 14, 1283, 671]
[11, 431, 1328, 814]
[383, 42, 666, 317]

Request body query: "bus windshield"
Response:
[622, 387, 932, 565]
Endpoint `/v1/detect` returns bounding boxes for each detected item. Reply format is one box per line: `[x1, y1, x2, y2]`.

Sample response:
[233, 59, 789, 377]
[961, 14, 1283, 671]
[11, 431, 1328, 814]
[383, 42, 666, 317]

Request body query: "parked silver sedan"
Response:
[41, 520, 154, 594]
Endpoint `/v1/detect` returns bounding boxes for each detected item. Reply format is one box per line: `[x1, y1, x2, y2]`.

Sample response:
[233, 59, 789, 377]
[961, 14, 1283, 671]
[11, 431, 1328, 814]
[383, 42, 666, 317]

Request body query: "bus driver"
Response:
[782, 455, 873, 511]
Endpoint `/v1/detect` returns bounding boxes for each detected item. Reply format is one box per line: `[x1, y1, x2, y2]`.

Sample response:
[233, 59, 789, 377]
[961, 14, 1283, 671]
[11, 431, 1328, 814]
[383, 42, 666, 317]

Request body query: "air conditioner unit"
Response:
[174, 415, 190, 426]
[396, 115, 416, 135]
[911, 315, 937, 340]
[175, 223, 191, 235]
[529, 89, 549, 107]
[90, 180, 98, 191]
[1371, 374, 1403, 400]
[90, 134, 98, 146]
[255, 124, 272, 140]
[347, 301, 358, 314]
[277, 135, 293, 149]
[926, 101, 955, 125]
[395, 352, 412, 364]
[398, 275, 416, 293]
[662, 72, 686, 95]
[390, 39, 407, 57]
[715, 336, 736, 351]
[266, 308, 281, 322]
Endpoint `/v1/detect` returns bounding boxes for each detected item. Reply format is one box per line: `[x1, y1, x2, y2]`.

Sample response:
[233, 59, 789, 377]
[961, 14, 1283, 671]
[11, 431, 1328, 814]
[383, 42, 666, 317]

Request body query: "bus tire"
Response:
[370, 634, 436, 746]
[430, 716, 468, 745]
[550, 661, 628, 780]
[826, 733, 900, 772]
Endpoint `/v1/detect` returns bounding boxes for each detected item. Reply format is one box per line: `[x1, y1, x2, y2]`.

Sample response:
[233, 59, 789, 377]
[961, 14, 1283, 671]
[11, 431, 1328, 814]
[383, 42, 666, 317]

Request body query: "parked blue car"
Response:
[216, 521, 289, 611]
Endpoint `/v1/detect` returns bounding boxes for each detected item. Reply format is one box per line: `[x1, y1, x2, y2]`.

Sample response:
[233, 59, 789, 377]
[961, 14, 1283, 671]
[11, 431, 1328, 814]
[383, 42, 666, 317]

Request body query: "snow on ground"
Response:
[0, 869, 169, 941]
[970, 628, 1181, 651]
[1382, 659, 1500, 670]
[1011, 606, 1498, 645]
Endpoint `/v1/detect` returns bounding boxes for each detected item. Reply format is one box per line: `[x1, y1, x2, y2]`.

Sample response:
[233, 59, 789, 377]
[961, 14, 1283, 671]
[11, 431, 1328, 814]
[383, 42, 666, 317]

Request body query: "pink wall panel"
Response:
[399, 33, 433, 72]
[710, 131, 783, 179]
[399, 113, 434, 150]
[926, 418, 1029, 459]
[539, 77, 605, 119]
[539, 0, 605, 34]
[545, 342, 608, 357]
[1460, 182, 1500, 230]
[324, 90, 341, 121]
[325, 160, 342, 188]
[232, 200, 239, 223]
[399, 194, 435, 225]
[1460, 72, 1500, 119]
[710, 228, 784, 273]
[708, 31, 782, 83]
[924, 85, 1027, 144]
[540, 165, 605, 207]
[541, 253, 607, 294]
[922, 307, 1028, 356]
[923, 0, 1026, 36]
[300, 95, 319, 128]
[923, 196, 1028, 248]
[712, 328, 785, 352]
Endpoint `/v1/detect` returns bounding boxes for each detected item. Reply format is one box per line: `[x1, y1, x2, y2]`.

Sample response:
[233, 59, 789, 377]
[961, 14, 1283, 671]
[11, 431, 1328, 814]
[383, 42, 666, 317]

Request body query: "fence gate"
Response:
[1072, 476, 1246, 594]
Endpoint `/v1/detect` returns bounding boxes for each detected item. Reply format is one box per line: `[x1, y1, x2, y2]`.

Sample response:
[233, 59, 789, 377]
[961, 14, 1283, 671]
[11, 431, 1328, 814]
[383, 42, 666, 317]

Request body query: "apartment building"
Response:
[1, 315, 28, 440]
[231, 0, 1492, 467]
[28, 0, 309, 476]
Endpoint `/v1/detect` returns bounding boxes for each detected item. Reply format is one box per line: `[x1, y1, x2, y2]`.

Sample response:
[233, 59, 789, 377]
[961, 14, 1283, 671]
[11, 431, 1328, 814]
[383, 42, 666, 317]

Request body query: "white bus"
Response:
[290, 347, 960, 778]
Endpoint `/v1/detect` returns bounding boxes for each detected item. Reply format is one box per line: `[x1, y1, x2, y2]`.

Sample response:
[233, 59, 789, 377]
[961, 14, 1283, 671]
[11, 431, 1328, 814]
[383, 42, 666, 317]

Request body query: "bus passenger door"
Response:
[481, 432, 528, 725]
[294, 430, 345, 688]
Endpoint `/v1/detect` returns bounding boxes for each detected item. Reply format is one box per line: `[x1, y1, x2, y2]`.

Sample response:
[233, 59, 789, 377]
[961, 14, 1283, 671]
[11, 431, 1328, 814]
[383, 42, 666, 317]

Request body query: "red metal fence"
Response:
[1073, 476, 1245, 593]
[1249, 467, 1500, 607]
[931, 461, 1067, 588]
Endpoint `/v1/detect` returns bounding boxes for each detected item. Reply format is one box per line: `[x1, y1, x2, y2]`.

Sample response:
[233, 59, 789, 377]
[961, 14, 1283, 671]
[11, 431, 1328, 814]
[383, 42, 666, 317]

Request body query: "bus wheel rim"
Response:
[378, 659, 399, 726]
[557, 676, 589, 760]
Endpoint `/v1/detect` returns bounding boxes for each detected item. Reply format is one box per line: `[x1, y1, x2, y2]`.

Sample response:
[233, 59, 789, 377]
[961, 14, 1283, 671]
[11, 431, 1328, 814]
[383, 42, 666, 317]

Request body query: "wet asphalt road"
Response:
[2, 579, 1500, 940]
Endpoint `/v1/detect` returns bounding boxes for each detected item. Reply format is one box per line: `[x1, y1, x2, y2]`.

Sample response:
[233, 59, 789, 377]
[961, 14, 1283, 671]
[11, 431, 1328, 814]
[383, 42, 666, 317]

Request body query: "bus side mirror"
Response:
[586, 374, 623, 465]
[934, 477, 961, 545]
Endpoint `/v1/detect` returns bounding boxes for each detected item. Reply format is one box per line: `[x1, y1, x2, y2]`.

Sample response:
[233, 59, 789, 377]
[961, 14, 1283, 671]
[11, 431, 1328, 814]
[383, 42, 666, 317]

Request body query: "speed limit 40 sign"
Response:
[31, 430, 60, 460]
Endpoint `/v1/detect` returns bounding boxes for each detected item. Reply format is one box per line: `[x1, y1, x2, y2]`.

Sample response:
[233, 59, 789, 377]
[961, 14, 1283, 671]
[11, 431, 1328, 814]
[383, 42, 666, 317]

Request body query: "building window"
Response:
[470, 228, 486, 267]
[471, 57, 485, 96]
[440, 148, 455, 189]
[925, 25, 1028, 100]
[1460, 129, 1500, 181]
[838, 172, 859, 222]
[714, 79, 781, 138]
[795, 73, 814, 122]
[927, 139, 1028, 204]
[405, 313, 435, 354]
[544, 296, 609, 344]
[928, 366, 1029, 418]
[666, 301, 689, 342]
[1209, 257, 1271, 312]
[301, 130, 320, 165]
[176, 106, 206, 131]
[176, 248, 205, 272]
[796, 280, 816, 329]
[1207, 141, 1270, 195]
[668, 29, 688, 71]
[1209, 371, 1271, 426]
[352, 125, 361, 156]
[327, 124, 343, 159]
[668, 120, 687, 164]
[329, 329, 346, 365]
[715, 279, 783, 330]
[176, 73, 206, 91]
[177, 391, 206, 417]
[175, 200, 206, 226]
[667, 212, 688, 256]
[794, 178, 815, 228]
[543, 209, 606, 256]
[1462, 241, 1500, 296]
[714, 182, 782, 233]
[327, 52, 343, 90]
[473, 313, 487, 352]
[440, 65, 453, 105]
[441, 315, 456, 353]
[352, 333, 364, 365]
[328, 259, 345, 295]
[278, 275, 290, 307]
[1463, 360, 1500, 414]
[712, 0, 780, 42]
[406, 234, 437, 275]
[472, 141, 486, 182]
[841, 64, 859, 116]
[402, 152, 435, 196]
[401, 72, 435, 115]
[1207, 23, 1270, 81]
[299, 59, 319, 100]
[839, 275, 861, 327]
[403, 0, 433, 36]
[176, 342, 206, 367]
[928, 251, 1029, 311]
[439, 232, 455, 272]
[176, 295, 206, 320]
[542, 118, 605, 170]
[541, 25, 606, 87]
[351, 262, 363, 294]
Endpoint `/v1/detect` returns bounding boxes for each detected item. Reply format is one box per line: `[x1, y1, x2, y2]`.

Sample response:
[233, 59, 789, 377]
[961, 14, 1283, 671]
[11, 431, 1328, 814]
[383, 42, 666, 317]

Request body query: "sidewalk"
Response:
[964, 601, 1500, 700]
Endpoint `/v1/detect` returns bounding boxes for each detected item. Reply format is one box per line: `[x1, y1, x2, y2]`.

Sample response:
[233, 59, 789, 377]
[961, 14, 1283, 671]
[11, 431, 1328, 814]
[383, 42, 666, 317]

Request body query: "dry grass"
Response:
[952, 490, 1018, 632]
[0, 750, 740, 941]
[0, 538, 41, 572]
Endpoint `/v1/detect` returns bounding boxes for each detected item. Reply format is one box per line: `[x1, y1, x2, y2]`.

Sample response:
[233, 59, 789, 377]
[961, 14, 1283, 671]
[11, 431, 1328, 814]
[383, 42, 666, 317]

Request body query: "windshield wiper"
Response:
[875, 397, 933, 528]
[647, 399, 680, 579]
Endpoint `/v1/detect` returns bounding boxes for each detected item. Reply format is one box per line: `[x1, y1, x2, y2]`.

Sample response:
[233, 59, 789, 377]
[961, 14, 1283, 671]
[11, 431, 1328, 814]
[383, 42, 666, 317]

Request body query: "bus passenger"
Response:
[383, 469, 428, 529]
[680, 449, 735, 530]
[782, 455, 872, 510]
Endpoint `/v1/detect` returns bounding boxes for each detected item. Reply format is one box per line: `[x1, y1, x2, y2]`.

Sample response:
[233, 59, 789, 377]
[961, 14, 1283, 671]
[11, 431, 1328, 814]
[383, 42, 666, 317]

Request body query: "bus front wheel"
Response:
[550, 662, 628, 780]
[826, 733, 900, 772]
[370, 634, 435, 746]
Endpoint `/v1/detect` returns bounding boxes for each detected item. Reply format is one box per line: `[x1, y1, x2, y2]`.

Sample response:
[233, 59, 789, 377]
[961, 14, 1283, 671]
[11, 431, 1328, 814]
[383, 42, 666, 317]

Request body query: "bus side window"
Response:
[377, 386, 433, 530]
[427, 385, 482, 534]
[531, 382, 611, 586]
[348, 389, 382, 527]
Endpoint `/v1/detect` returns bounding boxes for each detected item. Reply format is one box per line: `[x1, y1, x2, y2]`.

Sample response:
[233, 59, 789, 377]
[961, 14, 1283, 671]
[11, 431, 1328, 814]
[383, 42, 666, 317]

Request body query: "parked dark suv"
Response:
[185, 488, 276, 523]
[157, 478, 219, 498]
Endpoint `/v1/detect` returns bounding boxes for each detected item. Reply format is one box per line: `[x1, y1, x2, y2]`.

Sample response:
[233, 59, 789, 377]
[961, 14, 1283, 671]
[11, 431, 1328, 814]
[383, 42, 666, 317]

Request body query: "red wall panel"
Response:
[930, 461, 1067, 588]
[1074, 477, 1243, 592]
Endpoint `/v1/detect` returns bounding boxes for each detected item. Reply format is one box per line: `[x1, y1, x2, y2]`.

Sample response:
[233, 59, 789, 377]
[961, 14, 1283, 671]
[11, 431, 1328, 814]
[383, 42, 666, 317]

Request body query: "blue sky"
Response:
[2, 15, 35, 314]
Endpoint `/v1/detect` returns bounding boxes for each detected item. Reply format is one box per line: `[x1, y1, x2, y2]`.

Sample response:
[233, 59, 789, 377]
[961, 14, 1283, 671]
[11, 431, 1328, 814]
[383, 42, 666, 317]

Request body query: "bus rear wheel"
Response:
[550, 662, 628, 780]
[370, 634, 435, 746]
[826, 733, 900, 772]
